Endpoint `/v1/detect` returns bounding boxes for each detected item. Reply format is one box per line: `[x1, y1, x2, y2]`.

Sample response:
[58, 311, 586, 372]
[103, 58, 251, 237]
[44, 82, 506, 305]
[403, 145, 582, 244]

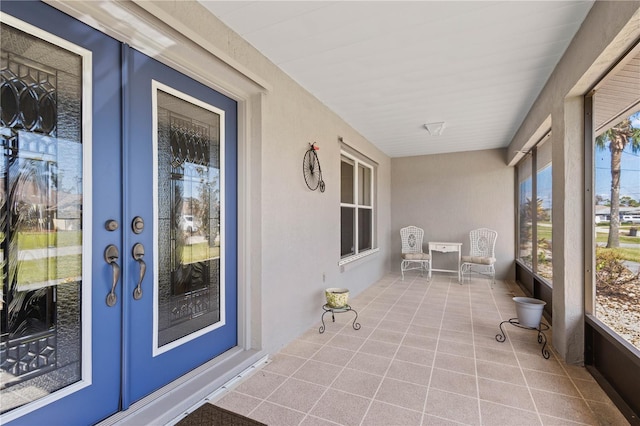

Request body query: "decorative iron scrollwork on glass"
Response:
[156, 90, 222, 348]
[1, 55, 61, 389]
[1, 57, 58, 136]
[169, 116, 211, 168]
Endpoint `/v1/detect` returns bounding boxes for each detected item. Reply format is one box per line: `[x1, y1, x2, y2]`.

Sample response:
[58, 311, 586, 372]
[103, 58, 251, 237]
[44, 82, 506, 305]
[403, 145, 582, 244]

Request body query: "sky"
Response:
[523, 112, 640, 210]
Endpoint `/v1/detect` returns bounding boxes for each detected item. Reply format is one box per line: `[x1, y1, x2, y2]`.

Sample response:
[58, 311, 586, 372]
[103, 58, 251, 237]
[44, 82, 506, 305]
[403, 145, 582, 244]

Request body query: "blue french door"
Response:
[122, 46, 238, 406]
[0, 2, 237, 424]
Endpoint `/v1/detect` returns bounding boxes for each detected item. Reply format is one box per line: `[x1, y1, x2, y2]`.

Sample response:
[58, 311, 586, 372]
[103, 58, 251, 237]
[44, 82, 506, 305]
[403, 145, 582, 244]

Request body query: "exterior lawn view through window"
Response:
[517, 135, 552, 285]
[591, 44, 640, 351]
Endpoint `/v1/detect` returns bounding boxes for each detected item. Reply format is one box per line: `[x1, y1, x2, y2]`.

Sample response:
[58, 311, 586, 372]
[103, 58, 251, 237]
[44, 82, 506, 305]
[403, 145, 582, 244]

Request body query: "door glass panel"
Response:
[1, 22, 84, 413]
[155, 86, 224, 350]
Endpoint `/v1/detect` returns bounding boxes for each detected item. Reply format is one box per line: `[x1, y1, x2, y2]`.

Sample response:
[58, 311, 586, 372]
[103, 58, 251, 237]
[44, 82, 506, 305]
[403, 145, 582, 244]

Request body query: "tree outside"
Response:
[595, 113, 640, 248]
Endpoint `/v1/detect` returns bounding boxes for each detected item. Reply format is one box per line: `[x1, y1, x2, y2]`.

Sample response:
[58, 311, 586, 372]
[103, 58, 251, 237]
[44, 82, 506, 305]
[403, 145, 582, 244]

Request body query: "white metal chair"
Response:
[400, 226, 431, 280]
[460, 228, 497, 286]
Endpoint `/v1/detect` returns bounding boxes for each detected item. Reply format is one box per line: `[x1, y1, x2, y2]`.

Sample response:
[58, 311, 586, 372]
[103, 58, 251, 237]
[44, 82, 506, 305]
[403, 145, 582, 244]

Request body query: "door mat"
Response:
[177, 403, 267, 426]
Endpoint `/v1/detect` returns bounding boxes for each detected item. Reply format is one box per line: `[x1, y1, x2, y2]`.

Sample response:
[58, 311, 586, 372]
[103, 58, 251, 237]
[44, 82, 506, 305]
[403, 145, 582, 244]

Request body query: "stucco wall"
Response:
[391, 149, 514, 281]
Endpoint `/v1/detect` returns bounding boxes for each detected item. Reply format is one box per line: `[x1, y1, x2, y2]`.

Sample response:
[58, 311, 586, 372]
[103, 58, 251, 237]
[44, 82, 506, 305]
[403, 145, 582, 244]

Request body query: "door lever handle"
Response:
[132, 243, 146, 300]
[104, 245, 120, 307]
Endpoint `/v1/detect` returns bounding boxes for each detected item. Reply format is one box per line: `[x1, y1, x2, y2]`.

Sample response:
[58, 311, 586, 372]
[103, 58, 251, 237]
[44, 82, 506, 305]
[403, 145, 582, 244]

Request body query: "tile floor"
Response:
[201, 273, 629, 425]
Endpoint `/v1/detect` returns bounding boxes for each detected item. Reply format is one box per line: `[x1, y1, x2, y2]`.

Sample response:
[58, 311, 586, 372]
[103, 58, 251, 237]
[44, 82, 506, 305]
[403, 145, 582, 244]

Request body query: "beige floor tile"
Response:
[477, 377, 536, 412]
[402, 333, 438, 351]
[309, 389, 370, 426]
[585, 400, 631, 426]
[433, 352, 477, 376]
[530, 389, 598, 425]
[475, 360, 526, 386]
[515, 352, 566, 376]
[213, 391, 262, 416]
[192, 275, 629, 426]
[249, 401, 305, 426]
[522, 369, 581, 398]
[441, 319, 474, 334]
[327, 333, 367, 352]
[424, 388, 480, 425]
[411, 315, 445, 329]
[563, 364, 596, 381]
[266, 377, 327, 413]
[395, 345, 435, 366]
[386, 359, 432, 386]
[421, 413, 467, 425]
[374, 377, 428, 411]
[436, 339, 476, 359]
[539, 414, 594, 425]
[299, 414, 341, 426]
[361, 400, 422, 426]
[572, 377, 613, 403]
[386, 312, 415, 324]
[331, 368, 383, 398]
[338, 322, 373, 339]
[406, 324, 439, 337]
[479, 400, 541, 425]
[312, 346, 356, 367]
[376, 319, 411, 334]
[299, 328, 336, 345]
[429, 367, 477, 398]
[282, 340, 324, 358]
[292, 360, 342, 387]
[474, 344, 519, 366]
[438, 328, 473, 344]
[346, 352, 391, 376]
[263, 353, 306, 377]
[234, 370, 287, 399]
[358, 339, 399, 359]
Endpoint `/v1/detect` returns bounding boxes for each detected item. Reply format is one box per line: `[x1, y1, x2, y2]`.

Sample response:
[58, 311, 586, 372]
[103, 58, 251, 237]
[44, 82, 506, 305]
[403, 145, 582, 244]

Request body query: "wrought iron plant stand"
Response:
[495, 318, 550, 359]
[319, 304, 360, 334]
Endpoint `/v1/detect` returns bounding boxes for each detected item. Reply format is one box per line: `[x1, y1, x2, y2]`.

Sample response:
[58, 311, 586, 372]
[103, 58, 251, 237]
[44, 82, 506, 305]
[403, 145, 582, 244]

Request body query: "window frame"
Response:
[339, 150, 378, 266]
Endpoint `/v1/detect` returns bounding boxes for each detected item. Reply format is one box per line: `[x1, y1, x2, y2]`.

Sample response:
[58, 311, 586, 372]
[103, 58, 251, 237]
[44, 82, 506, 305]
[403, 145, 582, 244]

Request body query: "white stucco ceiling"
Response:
[199, 1, 594, 158]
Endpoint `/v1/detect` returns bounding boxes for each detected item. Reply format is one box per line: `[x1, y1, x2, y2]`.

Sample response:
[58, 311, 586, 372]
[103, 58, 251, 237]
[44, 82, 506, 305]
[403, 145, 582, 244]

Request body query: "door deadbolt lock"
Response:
[132, 216, 144, 234]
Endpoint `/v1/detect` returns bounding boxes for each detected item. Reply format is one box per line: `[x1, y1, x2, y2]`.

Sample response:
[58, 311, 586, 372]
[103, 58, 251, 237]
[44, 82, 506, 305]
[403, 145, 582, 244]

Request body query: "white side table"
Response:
[428, 242, 462, 281]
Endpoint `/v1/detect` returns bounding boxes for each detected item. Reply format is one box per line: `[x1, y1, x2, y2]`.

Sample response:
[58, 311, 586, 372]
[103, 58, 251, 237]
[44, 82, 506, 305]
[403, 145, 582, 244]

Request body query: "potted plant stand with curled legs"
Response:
[319, 288, 360, 333]
[495, 297, 550, 359]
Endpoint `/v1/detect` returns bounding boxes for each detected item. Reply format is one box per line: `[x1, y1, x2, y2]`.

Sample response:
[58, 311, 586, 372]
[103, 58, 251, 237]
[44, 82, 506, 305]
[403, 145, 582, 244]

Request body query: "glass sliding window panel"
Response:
[518, 153, 533, 269]
[592, 52, 640, 350]
[156, 88, 223, 349]
[358, 164, 371, 206]
[536, 137, 553, 284]
[1, 22, 84, 413]
[341, 158, 354, 204]
[340, 207, 355, 258]
[357, 208, 372, 252]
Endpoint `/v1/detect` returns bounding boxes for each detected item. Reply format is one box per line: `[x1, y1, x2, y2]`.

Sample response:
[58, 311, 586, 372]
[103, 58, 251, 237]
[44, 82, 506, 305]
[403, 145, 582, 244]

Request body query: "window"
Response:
[589, 45, 640, 351]
[516, 133, 553, 285]
[340, 151, 375, 262]
[517, 153, 533, 269]
[536, 138, 553, 283]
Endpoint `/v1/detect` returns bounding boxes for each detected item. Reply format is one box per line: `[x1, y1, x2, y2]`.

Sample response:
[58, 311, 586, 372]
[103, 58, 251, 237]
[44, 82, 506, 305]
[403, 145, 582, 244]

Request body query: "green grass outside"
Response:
[597, 247, 640, 264]
[15, 231, 81, 249]
[180, 242, 220, 264]
[536, 223, 640, 263]
[13, 255, 81, 287]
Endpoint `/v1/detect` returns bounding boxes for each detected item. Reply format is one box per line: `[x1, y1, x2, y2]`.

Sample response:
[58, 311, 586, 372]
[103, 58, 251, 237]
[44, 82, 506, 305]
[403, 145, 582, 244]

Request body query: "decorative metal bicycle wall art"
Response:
[303, 142, 325, 192]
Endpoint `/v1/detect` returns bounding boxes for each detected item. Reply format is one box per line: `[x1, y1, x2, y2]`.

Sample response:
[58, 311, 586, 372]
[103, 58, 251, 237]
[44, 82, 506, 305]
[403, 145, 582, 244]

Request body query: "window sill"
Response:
[339, 248, 379, 267]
